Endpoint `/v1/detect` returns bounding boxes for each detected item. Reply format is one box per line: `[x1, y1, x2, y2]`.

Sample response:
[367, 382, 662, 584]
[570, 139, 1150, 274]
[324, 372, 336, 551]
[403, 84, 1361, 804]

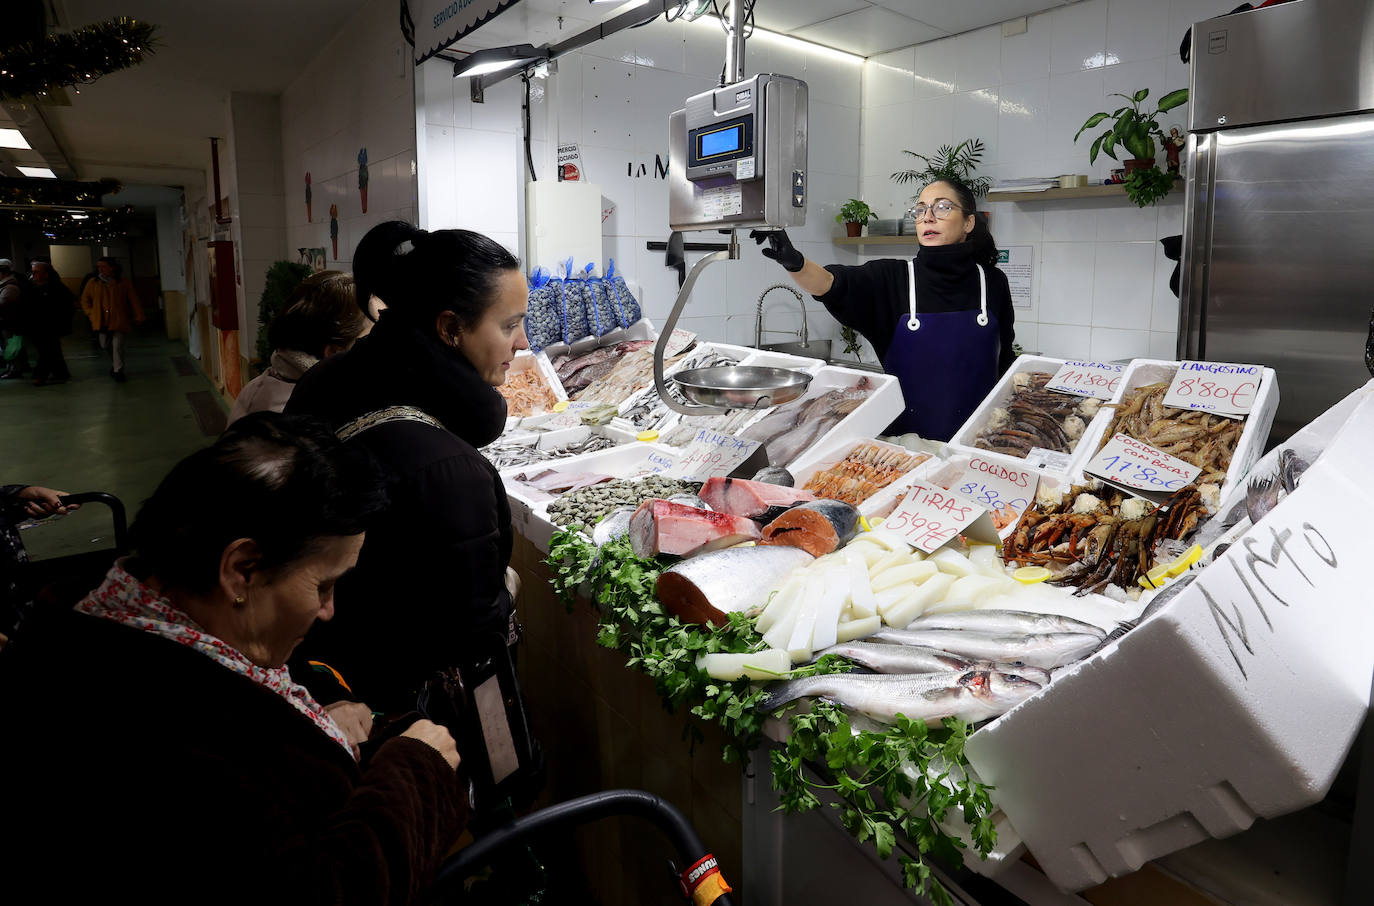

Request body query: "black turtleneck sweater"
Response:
[285, 314, 513, 713]
[816, 243, 1016, 373]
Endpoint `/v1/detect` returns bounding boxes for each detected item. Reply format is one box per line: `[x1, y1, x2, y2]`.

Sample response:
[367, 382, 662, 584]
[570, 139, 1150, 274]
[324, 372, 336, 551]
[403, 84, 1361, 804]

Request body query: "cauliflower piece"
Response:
[1035, 483, 1065, 509]
[1120, 497, 1151, 520]
[1012, 372, 1033, 392]
[1063, 415, 1086, 441]
[1072, 493, 1104, 514]
[986, 407, 1010, 431]
[1199, 482, 1221, 512]
[1076, 398, 1102, 417]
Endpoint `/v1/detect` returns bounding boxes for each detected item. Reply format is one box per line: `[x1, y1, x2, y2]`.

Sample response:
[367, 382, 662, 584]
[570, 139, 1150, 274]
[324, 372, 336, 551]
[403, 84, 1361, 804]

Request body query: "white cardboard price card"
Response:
[953, 457, 1040, 540]
[1024, 447, 1075, 473]
[540, 400, 596, 431]
[644, 448, 680, 475]
[1085, 433, 1202, 496]
[1162, 361, 1263, 417]
[663, 328, 698, 358]
[1045, 360, 1125, 400]
[879, 480, 999, 554]
[663, 429, 760, 481]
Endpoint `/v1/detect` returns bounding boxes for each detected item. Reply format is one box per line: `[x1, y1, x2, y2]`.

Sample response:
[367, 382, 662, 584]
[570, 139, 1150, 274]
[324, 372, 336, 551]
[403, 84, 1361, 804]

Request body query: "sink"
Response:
[760, 339, 831, 361]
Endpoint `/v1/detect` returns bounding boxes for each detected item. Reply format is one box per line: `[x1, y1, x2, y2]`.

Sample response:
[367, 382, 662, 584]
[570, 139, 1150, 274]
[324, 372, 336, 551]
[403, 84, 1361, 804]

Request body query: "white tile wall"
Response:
[410, 14, 863, 348]
[858, 0, 1196, 361]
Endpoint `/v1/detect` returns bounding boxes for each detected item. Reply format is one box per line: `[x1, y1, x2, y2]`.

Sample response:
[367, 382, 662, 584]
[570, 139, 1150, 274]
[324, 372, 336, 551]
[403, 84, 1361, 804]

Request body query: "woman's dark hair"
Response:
[130, 412, 388, 594]
[925, 177, 999, 268]
[352, 220, 519, 331]
[96, 256, 123, 278]
[268, 271, 368, 358]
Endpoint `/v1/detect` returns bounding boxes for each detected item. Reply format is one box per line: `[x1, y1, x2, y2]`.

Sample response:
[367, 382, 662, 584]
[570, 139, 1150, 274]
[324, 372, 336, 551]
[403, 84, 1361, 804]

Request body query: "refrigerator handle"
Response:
[1178, 132, 1215, 360]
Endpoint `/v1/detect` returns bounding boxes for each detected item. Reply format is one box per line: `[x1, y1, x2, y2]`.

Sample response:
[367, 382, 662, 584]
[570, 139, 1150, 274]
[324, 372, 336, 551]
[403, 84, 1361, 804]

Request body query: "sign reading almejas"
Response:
[409, 0, 525, 65]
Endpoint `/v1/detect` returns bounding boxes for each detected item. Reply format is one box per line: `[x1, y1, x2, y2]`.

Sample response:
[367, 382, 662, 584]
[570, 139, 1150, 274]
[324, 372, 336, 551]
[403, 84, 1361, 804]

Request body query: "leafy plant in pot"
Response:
[836, 198, 876, 237]
[1076, 88, 1189, 207]
[891, 138, 993, 198]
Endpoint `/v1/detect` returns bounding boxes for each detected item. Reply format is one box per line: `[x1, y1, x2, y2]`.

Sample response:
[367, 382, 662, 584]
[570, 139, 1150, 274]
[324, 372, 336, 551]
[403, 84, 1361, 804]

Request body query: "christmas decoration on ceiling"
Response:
[0, 176, 121, 208]
[0, 204, 135, 241]
[0, 17, 157, 101]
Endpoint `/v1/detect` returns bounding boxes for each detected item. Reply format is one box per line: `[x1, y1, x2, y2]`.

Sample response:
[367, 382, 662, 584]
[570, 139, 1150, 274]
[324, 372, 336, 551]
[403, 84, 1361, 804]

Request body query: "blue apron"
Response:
[881, 259, 1000, 441]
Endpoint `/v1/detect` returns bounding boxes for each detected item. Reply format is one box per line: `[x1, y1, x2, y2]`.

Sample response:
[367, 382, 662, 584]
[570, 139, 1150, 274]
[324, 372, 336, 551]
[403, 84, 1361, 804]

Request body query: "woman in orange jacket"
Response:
[79, 256, 145, 382]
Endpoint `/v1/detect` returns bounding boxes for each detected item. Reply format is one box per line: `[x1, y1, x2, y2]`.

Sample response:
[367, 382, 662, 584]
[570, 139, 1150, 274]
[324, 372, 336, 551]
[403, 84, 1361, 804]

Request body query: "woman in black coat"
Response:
[286, 222, 529, 716]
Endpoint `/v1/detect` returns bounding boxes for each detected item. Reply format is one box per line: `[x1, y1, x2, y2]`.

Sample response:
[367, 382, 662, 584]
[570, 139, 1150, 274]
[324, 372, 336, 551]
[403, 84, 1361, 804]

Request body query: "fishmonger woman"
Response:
[754, 177, 1016, 440]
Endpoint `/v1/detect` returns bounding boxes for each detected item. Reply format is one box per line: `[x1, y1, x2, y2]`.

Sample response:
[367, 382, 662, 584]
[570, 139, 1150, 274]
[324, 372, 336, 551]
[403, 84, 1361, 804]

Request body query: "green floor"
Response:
[1, 319, 223, 560]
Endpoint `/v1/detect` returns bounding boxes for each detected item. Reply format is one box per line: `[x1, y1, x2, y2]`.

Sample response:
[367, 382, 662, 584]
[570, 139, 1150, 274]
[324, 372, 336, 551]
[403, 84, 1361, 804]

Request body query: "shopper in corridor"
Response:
[79, 256, 145, 382]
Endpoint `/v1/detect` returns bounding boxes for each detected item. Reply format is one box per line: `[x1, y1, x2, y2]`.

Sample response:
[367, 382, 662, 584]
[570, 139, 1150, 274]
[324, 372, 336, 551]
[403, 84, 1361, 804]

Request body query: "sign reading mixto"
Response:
[411, 0, 525, 66]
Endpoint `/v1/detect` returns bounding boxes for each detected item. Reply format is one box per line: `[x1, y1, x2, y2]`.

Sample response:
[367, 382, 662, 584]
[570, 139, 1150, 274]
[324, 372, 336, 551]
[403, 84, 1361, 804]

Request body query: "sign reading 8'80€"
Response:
[1162, 361, 1262, 418]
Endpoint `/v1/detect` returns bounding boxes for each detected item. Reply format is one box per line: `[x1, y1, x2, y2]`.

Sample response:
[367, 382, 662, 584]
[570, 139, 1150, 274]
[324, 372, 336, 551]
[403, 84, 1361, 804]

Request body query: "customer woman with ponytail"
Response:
[752, 177, 1015, 441]
[285, 222, 529, 720]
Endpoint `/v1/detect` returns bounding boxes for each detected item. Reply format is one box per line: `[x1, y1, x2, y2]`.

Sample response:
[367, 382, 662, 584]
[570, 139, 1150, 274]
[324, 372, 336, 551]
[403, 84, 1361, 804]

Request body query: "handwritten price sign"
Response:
[663, 429, 760, 481]
[1162, 361, 1262, 417]
[1045, 360, 1125, 400]
[541, 401, 597, 431]
[881, 480, 997, 554]
[644, 448, 680, 475]
[954, 457, 1039, 539]
[1085, 433, 1202, 495]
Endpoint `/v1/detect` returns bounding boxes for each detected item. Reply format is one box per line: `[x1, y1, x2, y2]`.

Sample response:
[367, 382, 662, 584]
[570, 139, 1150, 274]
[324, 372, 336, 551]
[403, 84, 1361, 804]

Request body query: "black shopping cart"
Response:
[8, 492, 128, 621]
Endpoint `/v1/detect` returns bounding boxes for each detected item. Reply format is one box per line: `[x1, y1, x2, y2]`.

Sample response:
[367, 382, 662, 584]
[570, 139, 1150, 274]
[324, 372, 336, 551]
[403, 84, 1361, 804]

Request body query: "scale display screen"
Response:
[688, 114, 754, 169]
[698, 124, 744, 159]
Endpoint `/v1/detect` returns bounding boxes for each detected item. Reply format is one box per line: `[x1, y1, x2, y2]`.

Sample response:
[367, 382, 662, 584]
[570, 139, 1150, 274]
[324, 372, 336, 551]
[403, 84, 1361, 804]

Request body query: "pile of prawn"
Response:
[1100, 382, 1243, 485]
[801, 442, 930, 506]
[498, 366, 560, 417]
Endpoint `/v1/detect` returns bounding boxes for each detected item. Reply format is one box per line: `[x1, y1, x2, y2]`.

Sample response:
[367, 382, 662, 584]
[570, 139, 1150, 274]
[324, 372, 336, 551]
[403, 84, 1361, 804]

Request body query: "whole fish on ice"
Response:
[903, 609, 1106, 640]
[656, 545, 814, 625]
[812, 642, 1053, 685]
[757, 670, 1043, 724]
[869, 627, 1103, 670]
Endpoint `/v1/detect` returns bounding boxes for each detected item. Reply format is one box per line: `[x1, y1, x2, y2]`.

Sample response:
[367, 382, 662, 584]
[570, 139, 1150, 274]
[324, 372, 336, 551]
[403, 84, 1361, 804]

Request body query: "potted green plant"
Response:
[890, 138, 993, 197]
[1076, 88, 1189, 206]
[254, 260, 312, 373]
[836, 198, 876, 237]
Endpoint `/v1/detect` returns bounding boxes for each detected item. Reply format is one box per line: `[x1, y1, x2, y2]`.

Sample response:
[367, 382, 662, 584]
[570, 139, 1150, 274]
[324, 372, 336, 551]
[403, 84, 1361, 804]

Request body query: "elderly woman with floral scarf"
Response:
[0, 413, 467, 905]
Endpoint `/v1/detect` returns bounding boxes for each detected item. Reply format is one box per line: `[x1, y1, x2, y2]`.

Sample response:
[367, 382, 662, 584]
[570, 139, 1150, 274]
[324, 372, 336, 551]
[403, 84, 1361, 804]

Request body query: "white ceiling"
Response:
[11, 0, 369, 189]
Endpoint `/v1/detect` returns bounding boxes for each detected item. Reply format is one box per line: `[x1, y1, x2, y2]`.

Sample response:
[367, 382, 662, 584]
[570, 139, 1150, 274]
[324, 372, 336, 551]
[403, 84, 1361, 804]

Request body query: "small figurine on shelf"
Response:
[329, 203, 339, 260]
[1164, 127, 1185, 176]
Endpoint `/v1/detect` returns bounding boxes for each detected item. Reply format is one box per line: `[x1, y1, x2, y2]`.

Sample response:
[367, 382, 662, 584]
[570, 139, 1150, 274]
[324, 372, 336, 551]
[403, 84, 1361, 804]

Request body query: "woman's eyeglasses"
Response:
[907, 199, 964, 221]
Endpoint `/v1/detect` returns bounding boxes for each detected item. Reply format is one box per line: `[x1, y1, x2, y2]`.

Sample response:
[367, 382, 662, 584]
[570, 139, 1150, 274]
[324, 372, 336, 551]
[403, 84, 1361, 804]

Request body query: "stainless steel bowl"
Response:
[672, 365, 812, 409]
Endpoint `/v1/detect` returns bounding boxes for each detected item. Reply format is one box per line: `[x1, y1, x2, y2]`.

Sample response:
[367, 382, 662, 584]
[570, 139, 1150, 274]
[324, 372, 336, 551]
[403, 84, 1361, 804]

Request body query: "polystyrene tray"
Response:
[787, 435, 939, 518]
[539, 317, 656, 363]
[500, 351, 568, 433]
[1075, 359, 1279, 507]
[748, 364, 904, 470]
[947, 354, 1110, 480]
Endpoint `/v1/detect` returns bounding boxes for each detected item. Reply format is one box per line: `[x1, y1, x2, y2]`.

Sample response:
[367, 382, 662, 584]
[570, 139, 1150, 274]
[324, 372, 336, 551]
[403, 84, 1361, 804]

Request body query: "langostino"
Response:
[973, 372, 1101, 457]
[1099, 382, 1244, 485]
[1002, 483, 1207, 594]
[801, 441, 929, 506]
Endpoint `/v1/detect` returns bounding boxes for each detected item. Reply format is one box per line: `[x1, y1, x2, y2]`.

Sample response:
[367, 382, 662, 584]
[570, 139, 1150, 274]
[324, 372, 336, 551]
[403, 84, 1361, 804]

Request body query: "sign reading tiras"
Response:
[1162, 361, 1263, 418]
[880, 480, 998, 554]
[410, 0, 525, 66]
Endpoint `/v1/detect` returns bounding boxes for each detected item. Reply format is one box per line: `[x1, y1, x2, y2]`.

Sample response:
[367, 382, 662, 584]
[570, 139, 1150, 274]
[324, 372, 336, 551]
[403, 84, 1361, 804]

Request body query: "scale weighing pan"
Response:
[672, 365, 811, 409]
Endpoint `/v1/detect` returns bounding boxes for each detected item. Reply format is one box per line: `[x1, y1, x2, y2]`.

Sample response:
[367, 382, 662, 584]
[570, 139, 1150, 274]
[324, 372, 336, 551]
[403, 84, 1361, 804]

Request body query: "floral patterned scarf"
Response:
[76, 561, 355, 759]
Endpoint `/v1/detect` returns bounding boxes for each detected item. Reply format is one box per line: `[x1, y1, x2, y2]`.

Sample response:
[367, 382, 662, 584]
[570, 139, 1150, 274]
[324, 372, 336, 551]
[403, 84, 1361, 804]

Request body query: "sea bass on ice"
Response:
[869, 627, 1103, 670]
[904, 609, 1106, 640]
[757, 670, 1043, 724]
[813, 642, 1053, 684]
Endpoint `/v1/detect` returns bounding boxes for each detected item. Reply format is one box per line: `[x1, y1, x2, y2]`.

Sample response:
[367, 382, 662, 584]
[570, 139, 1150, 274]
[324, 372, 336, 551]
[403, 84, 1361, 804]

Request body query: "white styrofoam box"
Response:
[787, 435, 940, 518]
[501, 436, 681, 552]
[1076, 359, 1280, 508]
[948, 354, 1109, 480]
[500, 351, 568, 433]
[540, 317, 656, 363]
[965, 383, 1374, 891]
[485, 423, 636, 465]
[738, 347, 829, 375]
[754, 364, 904, 470]
[613, 341, 756, 420]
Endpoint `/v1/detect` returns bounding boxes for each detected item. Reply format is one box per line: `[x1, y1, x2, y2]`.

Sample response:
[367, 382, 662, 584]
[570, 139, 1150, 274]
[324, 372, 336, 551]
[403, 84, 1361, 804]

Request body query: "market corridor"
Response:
[0, 323, 221, 560]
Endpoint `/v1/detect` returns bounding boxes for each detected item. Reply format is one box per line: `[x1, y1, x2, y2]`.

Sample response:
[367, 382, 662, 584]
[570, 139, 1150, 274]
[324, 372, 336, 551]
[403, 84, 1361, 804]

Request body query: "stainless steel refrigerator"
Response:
[1180, 0, 1374, 441]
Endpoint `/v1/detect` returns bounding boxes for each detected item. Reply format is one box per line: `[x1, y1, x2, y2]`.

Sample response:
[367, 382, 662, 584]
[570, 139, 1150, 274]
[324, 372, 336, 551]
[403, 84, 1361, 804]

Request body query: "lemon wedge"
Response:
[1167, 544, 1203, 577]
[1013, 566, 1052, 584]
[552, 400, 571, 412]
[1139, 566, 1171, 590]
[859, 515, 873, 532]
[636, 430, 660, 442]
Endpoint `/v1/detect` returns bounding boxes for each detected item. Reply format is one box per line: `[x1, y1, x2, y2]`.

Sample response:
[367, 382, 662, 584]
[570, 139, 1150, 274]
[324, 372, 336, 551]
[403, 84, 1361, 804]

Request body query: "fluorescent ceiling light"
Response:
[453, 44, 550, 78]
[17, 166, 56, 178]
[0, 128, 30, 150]
[69, 212, 90, 220]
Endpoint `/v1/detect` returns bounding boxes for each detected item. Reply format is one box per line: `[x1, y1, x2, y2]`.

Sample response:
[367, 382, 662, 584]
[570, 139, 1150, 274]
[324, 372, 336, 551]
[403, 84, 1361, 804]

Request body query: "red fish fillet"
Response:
[629, 499, 762, 558]
[698, 476, 816, 519]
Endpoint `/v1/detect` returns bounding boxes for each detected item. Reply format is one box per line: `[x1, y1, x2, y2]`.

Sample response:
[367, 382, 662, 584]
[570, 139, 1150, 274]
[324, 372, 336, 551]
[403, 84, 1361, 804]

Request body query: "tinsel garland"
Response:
[0, 177, 122, 208]
[0, 18, 157, 101]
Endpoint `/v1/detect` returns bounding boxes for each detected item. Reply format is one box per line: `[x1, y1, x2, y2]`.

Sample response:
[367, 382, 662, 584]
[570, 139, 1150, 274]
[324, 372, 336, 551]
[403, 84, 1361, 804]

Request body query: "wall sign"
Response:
[410, 0, 526, 66]
[996, 245, 1034, 309]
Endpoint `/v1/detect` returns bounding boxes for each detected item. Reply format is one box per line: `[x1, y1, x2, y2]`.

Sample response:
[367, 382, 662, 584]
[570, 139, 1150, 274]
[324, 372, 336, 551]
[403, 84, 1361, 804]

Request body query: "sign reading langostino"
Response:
[1162, 361, 1262, 418]
[1085, 433, 1202, 496]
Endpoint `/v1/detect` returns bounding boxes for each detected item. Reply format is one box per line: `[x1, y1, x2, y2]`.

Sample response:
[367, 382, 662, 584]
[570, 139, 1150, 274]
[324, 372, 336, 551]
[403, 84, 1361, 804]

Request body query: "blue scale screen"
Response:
[699, 125, 743, 159]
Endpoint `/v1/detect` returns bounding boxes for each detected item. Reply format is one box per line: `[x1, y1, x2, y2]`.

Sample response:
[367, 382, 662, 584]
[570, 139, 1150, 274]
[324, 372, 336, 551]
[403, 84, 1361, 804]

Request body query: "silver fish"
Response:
[666, 493, 712, 511]
[591, 507, 635, 546]
[868, 628, 1103, 670]
[904, 609, 1106, 640]
[758, 670, 1043, 724]
[815, 642, 976, 674]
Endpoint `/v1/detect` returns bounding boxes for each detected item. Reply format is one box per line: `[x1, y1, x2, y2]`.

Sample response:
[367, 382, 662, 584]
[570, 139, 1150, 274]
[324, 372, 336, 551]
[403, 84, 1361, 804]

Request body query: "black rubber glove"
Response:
[750, 229, 805, 273]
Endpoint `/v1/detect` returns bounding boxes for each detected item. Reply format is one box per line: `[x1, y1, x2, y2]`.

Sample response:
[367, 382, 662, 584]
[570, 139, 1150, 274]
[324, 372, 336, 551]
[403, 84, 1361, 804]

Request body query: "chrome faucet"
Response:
[754, 283, 808, 348]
